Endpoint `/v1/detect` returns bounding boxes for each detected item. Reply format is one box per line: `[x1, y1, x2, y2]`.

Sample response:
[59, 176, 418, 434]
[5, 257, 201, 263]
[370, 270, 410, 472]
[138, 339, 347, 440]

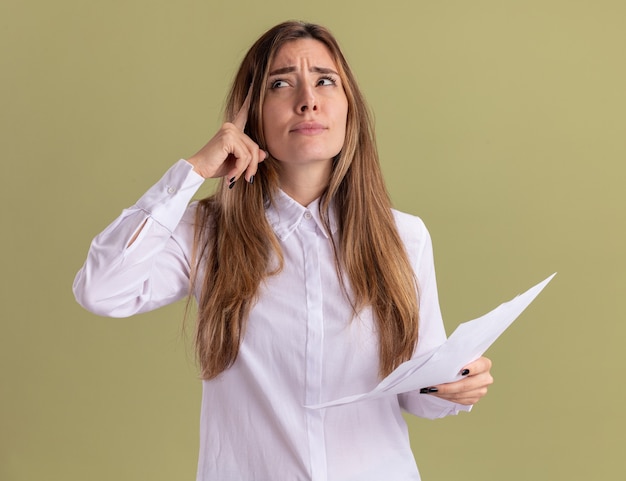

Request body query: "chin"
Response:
[276, 154, 336, 165]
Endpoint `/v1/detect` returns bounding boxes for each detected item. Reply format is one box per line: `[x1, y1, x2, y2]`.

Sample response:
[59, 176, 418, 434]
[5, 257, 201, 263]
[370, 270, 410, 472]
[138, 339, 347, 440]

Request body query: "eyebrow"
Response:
[268, 66, 339, 76]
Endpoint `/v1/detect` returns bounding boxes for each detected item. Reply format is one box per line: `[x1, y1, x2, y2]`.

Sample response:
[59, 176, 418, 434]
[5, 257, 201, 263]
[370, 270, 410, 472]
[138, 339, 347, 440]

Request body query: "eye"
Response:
[270, 79, 289, 89]
[317, 76, 337, 86]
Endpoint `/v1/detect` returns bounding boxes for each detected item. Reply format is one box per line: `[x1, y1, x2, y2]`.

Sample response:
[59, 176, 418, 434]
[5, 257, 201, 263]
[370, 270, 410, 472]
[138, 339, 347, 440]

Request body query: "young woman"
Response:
[74, 21, 493, 481]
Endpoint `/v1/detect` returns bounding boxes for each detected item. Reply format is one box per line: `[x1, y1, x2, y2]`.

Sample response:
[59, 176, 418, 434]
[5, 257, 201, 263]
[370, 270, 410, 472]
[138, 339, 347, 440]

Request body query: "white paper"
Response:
[308, 273, 556, 409]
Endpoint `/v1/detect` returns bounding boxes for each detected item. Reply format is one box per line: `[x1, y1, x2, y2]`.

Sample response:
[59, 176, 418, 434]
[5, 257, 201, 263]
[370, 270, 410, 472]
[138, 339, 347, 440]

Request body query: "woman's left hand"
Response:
[420, 357, 494, 406]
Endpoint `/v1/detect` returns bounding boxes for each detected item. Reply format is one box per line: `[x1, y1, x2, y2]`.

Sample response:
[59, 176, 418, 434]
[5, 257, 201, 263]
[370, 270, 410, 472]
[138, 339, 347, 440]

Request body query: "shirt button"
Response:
[304, 212, 312, 220]
[166, 186, 176, 194]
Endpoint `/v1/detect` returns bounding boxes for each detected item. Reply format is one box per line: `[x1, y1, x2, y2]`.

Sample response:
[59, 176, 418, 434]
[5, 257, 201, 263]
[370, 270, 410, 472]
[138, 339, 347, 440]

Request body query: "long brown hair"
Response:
[191, 21, 419, 380]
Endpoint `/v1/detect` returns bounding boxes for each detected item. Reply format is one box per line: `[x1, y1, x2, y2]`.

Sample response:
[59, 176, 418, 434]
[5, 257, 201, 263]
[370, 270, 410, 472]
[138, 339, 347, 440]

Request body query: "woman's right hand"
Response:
[187, 89, 267, 183]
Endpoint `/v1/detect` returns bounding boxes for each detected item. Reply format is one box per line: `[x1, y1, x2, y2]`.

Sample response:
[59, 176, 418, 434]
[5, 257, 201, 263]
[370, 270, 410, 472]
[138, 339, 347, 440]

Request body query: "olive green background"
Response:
[2, 0, 624, 480]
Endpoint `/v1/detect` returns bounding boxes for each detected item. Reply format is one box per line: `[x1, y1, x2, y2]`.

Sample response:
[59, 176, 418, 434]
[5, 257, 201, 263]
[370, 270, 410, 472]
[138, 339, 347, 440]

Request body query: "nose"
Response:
[297, 85, 318, 113]
[300, 102, 317, 112]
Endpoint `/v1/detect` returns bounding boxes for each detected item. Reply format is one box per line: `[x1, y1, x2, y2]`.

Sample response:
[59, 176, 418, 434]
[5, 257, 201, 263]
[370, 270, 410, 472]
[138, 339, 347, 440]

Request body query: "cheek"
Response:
[261, 109, 275, 139]
[336, 95, 348, 125]
[261, 108, 282, 155]
[262, 102, 283, 129]
[337, 103, 349, 137]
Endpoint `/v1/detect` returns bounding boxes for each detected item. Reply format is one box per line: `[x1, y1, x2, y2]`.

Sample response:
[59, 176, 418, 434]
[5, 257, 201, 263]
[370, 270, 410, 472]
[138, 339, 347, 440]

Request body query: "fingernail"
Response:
[249, 175, 254, 184]
[229, 176, 236, 183]
[419, 387, 438, 394]
[228, 180, 236, 189]
[461, 369, 470, 376]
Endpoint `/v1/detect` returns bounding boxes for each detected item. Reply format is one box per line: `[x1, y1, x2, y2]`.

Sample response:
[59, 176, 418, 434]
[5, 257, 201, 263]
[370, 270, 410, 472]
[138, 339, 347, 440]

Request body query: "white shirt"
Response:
[73, 159, 469, 481]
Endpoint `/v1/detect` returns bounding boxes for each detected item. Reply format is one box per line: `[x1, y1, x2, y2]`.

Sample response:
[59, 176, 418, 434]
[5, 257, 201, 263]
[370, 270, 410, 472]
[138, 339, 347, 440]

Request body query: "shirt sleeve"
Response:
[396, 215, 472, 419]
[72, 160, 205, 317]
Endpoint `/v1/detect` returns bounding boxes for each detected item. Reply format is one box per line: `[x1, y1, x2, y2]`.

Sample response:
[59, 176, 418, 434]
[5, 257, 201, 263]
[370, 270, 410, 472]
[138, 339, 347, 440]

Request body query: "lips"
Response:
[290, 121, 327, 135]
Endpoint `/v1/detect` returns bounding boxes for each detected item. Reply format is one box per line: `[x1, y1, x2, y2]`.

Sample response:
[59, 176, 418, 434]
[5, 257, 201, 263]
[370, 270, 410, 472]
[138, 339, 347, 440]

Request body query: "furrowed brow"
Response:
[268, 66, 296, 76]
[268, 66, 339, 76]
[311, 67, 339, 75]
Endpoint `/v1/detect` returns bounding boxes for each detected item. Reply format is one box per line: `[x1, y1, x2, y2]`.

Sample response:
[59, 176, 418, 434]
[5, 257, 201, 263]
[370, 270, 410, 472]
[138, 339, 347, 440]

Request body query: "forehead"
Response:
[269, 38, 338, 69]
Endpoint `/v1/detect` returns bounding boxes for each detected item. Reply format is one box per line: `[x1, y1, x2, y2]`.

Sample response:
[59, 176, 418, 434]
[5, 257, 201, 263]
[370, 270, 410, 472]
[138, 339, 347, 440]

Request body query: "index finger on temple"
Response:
[232, 85, 252, 131]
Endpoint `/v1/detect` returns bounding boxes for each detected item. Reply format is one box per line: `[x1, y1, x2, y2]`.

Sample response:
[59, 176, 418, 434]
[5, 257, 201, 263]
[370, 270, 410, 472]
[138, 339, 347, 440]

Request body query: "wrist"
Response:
[185, 156, 208, 179]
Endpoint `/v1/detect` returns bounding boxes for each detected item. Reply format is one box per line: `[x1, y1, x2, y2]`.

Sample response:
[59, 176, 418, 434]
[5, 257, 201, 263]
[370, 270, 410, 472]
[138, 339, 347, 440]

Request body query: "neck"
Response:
[277, 159, 332, 206]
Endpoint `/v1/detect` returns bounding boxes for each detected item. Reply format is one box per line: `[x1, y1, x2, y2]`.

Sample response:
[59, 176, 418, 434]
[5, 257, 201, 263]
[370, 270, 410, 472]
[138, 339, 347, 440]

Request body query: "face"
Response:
[262, 39, 349, 168]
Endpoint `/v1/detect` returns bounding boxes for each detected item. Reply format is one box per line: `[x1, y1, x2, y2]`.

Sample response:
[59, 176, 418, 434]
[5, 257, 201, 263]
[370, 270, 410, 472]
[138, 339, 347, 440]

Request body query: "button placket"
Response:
[301, 226, 328, 480]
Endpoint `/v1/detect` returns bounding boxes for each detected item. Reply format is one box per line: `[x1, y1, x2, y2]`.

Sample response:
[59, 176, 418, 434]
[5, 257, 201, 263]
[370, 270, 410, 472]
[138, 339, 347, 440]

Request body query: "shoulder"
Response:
[391, 209, 432, 263]
[392, 209, 429, 243]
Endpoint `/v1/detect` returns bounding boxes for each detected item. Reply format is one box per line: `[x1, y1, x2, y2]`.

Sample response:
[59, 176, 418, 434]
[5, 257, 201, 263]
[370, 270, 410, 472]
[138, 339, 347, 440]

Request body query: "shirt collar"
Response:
[266, 189, 338, 241]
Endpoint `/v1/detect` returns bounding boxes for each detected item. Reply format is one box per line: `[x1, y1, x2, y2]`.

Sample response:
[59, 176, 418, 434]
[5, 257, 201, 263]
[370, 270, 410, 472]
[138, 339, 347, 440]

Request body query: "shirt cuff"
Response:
[399, 391, 472, 419]
[135, 159, 205, 232]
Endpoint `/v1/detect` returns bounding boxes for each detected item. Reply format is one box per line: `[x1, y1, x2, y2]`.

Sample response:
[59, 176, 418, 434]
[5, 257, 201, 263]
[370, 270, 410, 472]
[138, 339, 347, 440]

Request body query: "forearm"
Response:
[73, 160, 204, 317]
